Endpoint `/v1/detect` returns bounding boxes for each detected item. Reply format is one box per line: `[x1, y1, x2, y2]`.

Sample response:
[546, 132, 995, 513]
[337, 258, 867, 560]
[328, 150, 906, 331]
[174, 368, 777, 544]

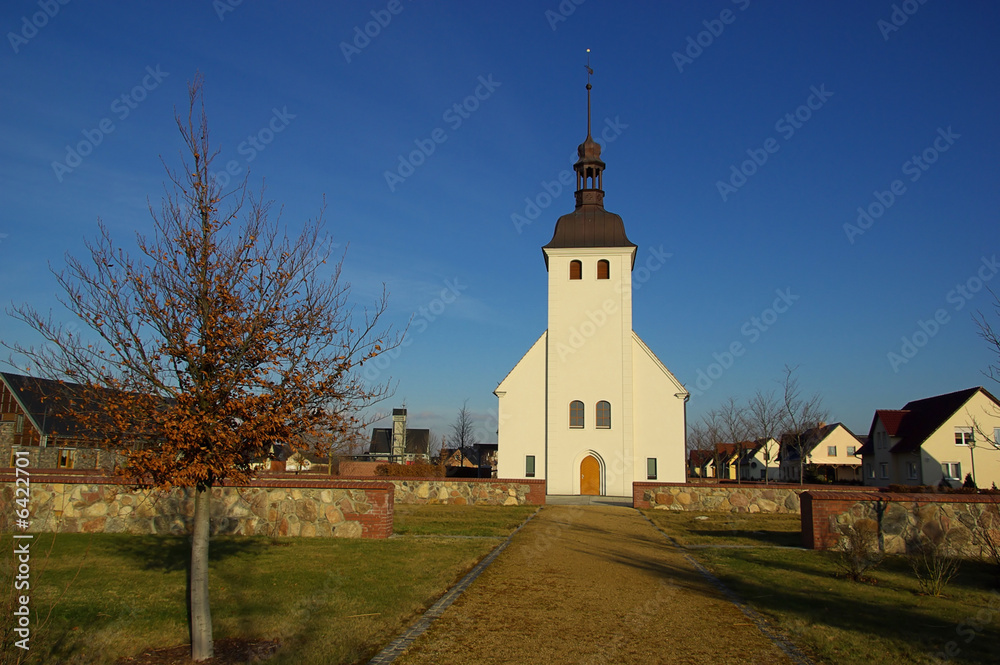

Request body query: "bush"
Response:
[374, 462, 445, 477]
[835, 519, 884, 582]
[907, 535, 961, 596]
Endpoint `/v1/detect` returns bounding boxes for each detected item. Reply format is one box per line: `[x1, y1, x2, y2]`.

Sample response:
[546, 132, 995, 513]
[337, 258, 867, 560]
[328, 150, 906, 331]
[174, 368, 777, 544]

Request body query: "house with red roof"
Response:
[858, 387, 1000, 488]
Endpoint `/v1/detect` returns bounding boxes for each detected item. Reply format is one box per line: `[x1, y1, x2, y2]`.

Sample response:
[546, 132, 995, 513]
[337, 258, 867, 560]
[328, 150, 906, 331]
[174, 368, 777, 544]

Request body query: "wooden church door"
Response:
[580, 455, 600, 495]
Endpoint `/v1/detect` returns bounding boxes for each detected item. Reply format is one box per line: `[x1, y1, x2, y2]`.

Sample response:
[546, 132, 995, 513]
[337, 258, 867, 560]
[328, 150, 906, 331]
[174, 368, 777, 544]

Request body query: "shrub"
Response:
[374, 462, 445, 478]
[835, 519, 884, 582]
[907, 534, 961, 596]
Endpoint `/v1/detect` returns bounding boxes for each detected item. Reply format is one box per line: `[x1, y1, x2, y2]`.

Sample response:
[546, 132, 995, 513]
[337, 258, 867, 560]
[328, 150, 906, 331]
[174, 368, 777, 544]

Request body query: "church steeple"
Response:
[543, 52, 634, 260]
[575, 51, 606, 208]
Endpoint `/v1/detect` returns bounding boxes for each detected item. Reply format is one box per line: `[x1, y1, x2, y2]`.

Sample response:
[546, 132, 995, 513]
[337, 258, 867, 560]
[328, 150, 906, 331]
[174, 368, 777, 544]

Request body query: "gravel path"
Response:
[393, 505, 800, 665]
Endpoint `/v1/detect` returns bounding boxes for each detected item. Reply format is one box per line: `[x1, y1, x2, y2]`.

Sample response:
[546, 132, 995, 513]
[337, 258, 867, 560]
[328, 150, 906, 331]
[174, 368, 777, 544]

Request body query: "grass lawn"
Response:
[0, 504, 535, 665]
[646, 511, 1000, 665]
[392, 504, 537, 537]
[643, 510, 802, 548]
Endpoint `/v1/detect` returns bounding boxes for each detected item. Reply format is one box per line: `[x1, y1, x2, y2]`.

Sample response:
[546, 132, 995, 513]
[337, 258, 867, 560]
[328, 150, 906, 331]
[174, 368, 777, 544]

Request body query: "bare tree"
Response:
[779, 365, 828, 485]
[717, 396, 749, 483]
[448, 399, 478, 466]
[7, 78, 399, 661]
[974, 288, 1000, 385]
[746, 388, 782, 485]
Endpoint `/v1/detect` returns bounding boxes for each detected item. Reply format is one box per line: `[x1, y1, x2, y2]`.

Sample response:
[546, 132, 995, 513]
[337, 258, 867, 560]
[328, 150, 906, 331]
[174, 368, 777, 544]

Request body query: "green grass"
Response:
[643, 510, 802, 547]
[0, 504, 535, 664]
[647, 511, 1000, 665]
[393, 504, 537, 537]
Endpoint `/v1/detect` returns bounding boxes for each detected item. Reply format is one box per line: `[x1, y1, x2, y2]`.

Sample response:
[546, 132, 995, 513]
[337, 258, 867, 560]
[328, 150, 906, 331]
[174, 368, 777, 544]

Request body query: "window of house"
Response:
[955, 427, 974, 446]
[569, 260, 582, 280]
[995, 428, 1000, 446]
[866, 463, 874, 479]
[879, 463, 888, 479]
[942, 462, 961, 479]
[596, 401, 611, 429]
[647, 458, 657, 480]
[570, 401, 584, 428]
[15, 414, 23, 434]
[827, 446, 837, 457]
[907, 461, 918, 480]
[525, 455, 535, 478]
[597, 259, 610, 280]
[847, 446, 856, 456]
[57, 449, 75, 469]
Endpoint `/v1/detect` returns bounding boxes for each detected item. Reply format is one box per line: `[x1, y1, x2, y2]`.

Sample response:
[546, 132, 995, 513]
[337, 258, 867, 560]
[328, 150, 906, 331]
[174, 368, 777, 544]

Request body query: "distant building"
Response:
[779, 423, 863, 483]
[859, 387, 1000, 488]
[368, 408, 429, 463]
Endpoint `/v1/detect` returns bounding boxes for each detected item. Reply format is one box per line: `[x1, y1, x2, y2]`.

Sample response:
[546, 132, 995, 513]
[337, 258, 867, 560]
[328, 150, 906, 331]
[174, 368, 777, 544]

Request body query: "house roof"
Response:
[442, 446, 481, 466]
[0, 372, 92, 438]
[864, 387, 998, 455]
[368, 428, 430, 456]
[688, 449, 713, 467]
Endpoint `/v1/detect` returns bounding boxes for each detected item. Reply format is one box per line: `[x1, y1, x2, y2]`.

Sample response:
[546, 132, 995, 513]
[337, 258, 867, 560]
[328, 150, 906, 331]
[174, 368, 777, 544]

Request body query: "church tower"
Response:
[496, 64, 687, 496]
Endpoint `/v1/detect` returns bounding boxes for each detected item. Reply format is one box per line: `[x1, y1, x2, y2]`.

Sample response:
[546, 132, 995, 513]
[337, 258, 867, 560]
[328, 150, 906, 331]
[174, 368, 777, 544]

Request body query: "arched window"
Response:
[597, 259, 609, 280]
[569, 260, 582, 280]
[569, 400, 584, 428]
[596, 401, 611, 429]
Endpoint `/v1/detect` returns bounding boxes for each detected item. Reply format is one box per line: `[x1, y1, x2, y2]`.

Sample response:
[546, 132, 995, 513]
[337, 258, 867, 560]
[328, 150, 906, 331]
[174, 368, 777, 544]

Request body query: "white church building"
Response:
[495, 80, 688, 497]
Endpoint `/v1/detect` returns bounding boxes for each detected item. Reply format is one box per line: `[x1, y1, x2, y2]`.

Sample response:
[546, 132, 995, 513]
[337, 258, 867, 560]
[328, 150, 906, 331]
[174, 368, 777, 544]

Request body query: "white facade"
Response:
[495, 97, 687, 495]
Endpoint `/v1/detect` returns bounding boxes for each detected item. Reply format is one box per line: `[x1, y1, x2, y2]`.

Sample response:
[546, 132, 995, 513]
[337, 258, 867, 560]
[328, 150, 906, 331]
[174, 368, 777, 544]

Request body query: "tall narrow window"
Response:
[597, 259, 609, 279]
[15, 414, 23, 434]
[596, 401, 611, 429]
[647, 458, 657, 480]
[569, 401, 584, 428]
[58, 449, 75, 469]
[525, 455, 535, 478]
[569, 260, 582, 280]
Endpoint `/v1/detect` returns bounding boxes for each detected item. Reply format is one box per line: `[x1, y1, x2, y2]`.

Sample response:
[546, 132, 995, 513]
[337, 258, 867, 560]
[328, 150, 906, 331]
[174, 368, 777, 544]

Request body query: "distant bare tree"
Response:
[746, 389, 782, 485]
[973, 289, 1000, 385]
[717, 396, 749, 483]
[779, 365, 829, 485]
[448, 400, 478, 465]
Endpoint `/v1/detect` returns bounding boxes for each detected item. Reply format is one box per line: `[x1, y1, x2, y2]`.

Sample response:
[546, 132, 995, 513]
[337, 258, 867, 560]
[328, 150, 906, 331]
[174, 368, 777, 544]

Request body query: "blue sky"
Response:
[1, 1, 998, 443]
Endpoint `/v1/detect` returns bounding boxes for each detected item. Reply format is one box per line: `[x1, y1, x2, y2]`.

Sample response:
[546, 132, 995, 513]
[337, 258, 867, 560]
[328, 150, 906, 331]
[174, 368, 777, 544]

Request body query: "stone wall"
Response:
[1, 444, 118, 471]
[801, 490, 1000, 555]
[0, 472, 393, 539]
[632, 482, 879, 513]
[388, 477, 546, 505]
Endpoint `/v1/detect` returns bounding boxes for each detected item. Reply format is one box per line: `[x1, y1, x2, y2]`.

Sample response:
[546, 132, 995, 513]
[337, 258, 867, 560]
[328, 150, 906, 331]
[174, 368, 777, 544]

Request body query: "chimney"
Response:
[392, 408, 407, 460]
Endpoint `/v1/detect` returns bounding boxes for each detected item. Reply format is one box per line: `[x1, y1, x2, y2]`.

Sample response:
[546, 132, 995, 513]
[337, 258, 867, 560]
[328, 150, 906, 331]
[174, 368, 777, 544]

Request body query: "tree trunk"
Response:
[191, 487, 214, 660]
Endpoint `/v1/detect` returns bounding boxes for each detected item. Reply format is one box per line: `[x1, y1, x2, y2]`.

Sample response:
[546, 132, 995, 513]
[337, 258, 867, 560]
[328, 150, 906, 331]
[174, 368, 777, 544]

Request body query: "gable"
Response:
[495, 331, 547, 395]
[631, 332, 687, 397]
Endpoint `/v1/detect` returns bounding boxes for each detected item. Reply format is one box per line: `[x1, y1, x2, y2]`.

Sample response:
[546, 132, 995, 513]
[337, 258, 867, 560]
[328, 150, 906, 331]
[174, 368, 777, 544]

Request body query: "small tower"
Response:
[392, 408, 407, 461]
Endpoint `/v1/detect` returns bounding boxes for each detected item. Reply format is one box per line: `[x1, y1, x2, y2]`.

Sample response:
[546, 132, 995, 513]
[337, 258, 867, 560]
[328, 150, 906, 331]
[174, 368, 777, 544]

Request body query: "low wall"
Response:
[632, 482, 878, 513]
[387, 477, 545, 505]
[0, 472, 393, 539]
[801, 490, 1000, 555]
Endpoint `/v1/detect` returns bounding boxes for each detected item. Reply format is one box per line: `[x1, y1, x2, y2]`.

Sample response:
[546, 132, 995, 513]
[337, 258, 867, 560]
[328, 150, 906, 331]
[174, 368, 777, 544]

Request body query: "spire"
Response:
[575, 48, 605, 209]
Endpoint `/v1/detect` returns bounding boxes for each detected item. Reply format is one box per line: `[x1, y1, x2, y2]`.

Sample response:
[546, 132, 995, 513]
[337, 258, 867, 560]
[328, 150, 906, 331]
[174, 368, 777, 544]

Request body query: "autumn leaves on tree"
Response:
[9, 76, 399, 660]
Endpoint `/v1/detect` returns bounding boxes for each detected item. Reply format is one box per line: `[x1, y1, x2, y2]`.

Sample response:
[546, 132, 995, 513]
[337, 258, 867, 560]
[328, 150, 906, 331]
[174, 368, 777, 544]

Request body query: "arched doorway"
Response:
[580, 455, 601, 495]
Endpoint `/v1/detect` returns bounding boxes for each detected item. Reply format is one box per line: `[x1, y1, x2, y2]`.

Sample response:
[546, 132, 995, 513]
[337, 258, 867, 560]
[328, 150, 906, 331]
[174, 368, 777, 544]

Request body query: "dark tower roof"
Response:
[543, 59, 635, 264]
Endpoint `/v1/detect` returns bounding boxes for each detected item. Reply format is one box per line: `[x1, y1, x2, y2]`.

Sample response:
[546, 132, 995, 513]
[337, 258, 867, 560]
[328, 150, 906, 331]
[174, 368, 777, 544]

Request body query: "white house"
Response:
[495, 81, 688, 496]
[860, 387, 1000, 488]
[779, 423, 863, 483]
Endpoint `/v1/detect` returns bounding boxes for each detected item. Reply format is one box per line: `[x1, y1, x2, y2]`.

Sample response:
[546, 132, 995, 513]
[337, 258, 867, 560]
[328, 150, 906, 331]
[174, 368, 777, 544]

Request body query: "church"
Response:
[495, 78, 688, 497]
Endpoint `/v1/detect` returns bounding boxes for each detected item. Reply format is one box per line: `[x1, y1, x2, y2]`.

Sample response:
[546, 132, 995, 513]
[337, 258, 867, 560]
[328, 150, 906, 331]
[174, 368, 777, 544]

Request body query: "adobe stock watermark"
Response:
[213, 0, 243, 21]
[384, 75, 501, 192]
[687, 288, 800, 397]
[844, 126, 960, 244]
[716, 84, 833, 202]
[361, 277, 467, 382]
[672, 0, 752, 73]
[887, 254, 998, 373]
[554, 246, 672, 362]
[544, 0, 587, 31]
[51, 65, 170, 183]
[209, 106, 296, 190]
[340, 0, 409, 63]
[878, 0, 930, 41]
[511, 116, 628, 234]
[928, 589, 1000, 663]
[7, 0, 70, 54]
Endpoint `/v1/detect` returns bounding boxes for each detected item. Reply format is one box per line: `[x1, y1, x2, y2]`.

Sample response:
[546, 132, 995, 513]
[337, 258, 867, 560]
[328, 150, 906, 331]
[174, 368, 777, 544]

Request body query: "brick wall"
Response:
[633, 481, 879, 513]
[0, 472, 393, 539]
[801, 490, 1000, 554]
